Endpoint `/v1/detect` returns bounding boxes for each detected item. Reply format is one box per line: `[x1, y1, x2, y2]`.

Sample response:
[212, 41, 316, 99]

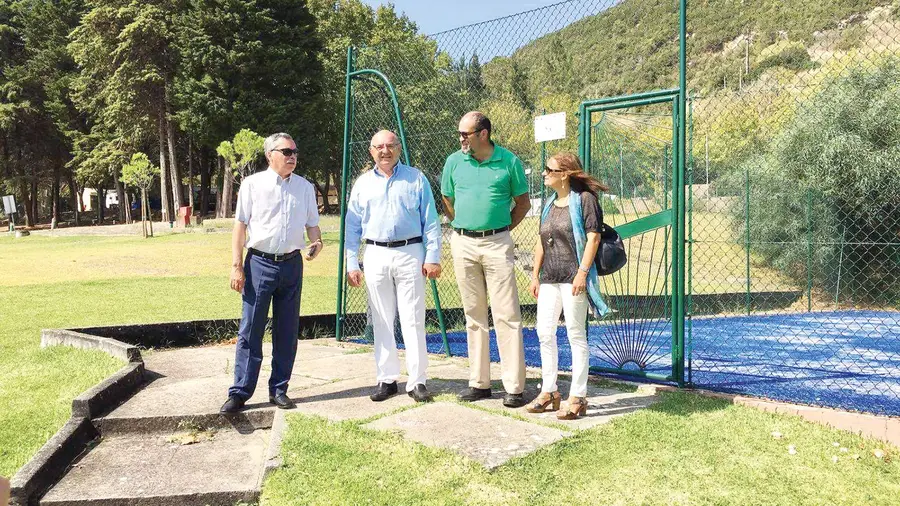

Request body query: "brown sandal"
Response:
[557, 396, 588, 420]
[526, 391, 561, 413]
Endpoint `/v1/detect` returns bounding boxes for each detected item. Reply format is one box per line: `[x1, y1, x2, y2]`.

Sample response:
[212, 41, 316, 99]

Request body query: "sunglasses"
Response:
[458, 128, 484, 139]
[543, 166, 565, 174]
[270, 148, 300, 157]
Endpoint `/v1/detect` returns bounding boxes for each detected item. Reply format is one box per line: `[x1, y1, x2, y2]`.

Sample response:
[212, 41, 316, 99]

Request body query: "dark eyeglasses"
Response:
[543, 166, 565, 174]
[458, 128, 484, 139]
[270, 148, 300, 157]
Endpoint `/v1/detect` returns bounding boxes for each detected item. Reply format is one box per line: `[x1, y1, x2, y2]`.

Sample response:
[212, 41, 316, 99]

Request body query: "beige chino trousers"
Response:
[450, 230, 525, 394]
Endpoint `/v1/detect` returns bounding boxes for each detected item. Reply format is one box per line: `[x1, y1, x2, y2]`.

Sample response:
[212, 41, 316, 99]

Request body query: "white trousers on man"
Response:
[535, 283, 590, 398]
[363, 243, 428, 390]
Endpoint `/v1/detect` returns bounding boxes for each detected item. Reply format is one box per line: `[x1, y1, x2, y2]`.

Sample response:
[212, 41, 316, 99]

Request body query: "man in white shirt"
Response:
[221, 132, 323, 413]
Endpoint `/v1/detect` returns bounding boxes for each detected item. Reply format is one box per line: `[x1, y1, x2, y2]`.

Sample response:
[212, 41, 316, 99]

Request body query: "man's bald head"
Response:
[369, 129, 401, 174]
[371, 129, 399, 146]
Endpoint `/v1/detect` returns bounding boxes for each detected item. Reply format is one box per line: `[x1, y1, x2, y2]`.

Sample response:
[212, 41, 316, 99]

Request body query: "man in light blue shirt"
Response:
[345, 130, 441, 403]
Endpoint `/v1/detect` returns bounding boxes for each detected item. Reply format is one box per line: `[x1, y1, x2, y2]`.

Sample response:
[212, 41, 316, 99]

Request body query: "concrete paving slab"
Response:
[364, 402, 570, 469]
[427, 360, 543, 384]
[103, 374, 329, 420]
[41, 428, 269, 506]
[143, 341, 354, 384]
[288, 376, 467, 422]
[294, 352, 376, 381]
[474, 379, 658, 430]
[142, 346, 234, 382]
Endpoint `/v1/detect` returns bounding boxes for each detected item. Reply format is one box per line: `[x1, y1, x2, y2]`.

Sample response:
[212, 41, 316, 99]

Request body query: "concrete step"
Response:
[40, 426, 270, 506]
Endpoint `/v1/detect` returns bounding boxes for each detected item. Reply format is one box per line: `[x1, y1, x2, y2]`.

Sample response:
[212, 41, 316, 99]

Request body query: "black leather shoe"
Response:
[503, 392, 527, 408]
[220, 395, 245, 413]
[457, 387, 492, 402]
[407, 384, 433, 403]
[269, 393, 296, 409]
[369, 381, 398, 402]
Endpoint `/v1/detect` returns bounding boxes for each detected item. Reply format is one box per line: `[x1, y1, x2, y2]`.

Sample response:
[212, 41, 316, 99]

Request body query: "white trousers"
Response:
[535, 283, 590, 398]
[363, 243, 428, 390]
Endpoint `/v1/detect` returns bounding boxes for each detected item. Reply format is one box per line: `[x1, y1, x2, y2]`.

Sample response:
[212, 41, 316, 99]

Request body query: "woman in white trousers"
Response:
[527, 152, 610, 420]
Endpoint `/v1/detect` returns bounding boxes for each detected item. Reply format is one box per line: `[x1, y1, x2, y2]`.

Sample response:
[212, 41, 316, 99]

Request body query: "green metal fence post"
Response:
[745, 164, 751, 315]
[806, 187, 813, 312]
[673, 0, 688, 386]
[687, 96, 694, 385]
[335, 46, 355, 342]
[345, 67, 452, 355]
[663, 143, 670, 296]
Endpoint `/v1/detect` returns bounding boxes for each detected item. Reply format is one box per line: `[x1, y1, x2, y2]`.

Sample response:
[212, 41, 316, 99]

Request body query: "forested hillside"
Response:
[496, 0, 892, 99]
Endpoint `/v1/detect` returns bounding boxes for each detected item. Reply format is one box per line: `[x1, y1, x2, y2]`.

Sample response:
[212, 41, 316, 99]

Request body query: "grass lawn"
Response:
[2, 219, 898, 505]
[0, 223, 343, 478]
[264, 391, 900, 505]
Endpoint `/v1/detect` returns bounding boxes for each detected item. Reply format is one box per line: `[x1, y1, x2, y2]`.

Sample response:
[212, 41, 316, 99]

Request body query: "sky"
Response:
[360, 0, 568, 36]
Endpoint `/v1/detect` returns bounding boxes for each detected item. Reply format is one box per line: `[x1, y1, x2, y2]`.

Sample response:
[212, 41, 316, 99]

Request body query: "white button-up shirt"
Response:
[235, 167, 319, 254]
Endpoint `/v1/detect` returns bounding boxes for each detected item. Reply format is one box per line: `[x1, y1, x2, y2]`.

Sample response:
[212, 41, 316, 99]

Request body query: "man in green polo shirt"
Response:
[441, 111, 531, 408]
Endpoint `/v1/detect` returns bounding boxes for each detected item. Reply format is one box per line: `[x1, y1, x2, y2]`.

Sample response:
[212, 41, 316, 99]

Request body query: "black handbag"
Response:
[595, 223, 627, 276]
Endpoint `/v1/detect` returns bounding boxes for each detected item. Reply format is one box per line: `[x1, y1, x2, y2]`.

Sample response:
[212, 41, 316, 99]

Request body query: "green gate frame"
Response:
[577, 89, 686, 385]
[335, 0, 688, 384]
[334, 47, 451, 356]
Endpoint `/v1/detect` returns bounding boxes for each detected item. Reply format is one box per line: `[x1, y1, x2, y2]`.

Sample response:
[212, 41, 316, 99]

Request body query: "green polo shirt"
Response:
[440, 144, 529, 230]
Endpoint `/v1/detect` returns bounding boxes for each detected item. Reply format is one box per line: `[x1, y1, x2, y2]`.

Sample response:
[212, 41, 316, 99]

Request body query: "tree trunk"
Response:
[166, 103, 183, 211]
[199, 147, 210, 217]
[147, 192, 154, 237]
[312, 181, 326, 214]
[158, 113, 171, 223]
[322, 174, 332, 214]
[29, 174, 38, 226]
[113, 169, 128, 224]
[187, 139, 195, 210]
[221, 157, 234, 218]
[51, 165, 61, 229]
[140, 188, 148, 238]
[124, 191, 132, 224]
[67, 170, 80, 226]
[19, 178, 32, 227]
[214, 158, 221, 218]
[98, 187, 105, 225]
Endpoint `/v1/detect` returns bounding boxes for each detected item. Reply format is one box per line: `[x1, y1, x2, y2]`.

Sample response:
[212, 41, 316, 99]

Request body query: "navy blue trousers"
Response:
[229, 252, 303, 400]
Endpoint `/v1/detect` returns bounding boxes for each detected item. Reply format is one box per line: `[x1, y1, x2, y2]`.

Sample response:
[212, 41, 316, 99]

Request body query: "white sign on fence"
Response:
[1, 195, 16, 215]
[534, 112, 566, 143]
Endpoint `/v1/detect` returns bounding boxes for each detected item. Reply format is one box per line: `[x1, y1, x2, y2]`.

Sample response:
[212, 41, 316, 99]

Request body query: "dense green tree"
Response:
[730, 59, 900, 303]
[69, 0, 185, 222]
[0, 0, 85, 227]
[175, 0, 322, 215]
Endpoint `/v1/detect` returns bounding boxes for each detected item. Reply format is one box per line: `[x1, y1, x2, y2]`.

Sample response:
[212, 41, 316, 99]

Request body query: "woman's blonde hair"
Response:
[549, 152, 609, 196]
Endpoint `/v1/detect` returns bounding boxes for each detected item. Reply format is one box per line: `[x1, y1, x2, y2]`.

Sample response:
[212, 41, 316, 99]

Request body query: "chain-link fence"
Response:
[337, 0, 900, 415]
[687, 6, 900, 415]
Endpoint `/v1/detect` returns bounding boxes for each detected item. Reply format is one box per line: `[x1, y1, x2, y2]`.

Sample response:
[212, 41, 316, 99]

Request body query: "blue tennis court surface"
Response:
[412, 310, 900, 416]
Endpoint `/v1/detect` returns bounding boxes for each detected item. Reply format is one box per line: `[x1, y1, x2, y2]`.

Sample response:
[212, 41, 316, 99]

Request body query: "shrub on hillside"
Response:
[752, 41, 815, 77]
[725, 58, 900, 304]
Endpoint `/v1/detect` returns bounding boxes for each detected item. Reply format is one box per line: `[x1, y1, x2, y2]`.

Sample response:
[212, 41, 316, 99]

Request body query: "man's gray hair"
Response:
[264, 132, 294, 153]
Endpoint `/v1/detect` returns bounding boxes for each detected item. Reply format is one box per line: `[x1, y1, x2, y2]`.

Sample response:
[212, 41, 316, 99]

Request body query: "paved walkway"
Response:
[40, 339, 658, 505]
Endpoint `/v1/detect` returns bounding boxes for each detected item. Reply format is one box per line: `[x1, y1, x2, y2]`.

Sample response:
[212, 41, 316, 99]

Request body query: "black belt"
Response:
[454, 226, 509, 238]
[248, 248, 301, 262]
[365, 236, 423, 248]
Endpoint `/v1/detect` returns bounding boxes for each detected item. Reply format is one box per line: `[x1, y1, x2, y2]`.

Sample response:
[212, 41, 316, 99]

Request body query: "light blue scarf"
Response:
[541, 191, 610, 318]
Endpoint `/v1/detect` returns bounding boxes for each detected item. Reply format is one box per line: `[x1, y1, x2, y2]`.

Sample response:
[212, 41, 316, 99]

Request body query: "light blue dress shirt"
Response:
[344, 162, 441, 272]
